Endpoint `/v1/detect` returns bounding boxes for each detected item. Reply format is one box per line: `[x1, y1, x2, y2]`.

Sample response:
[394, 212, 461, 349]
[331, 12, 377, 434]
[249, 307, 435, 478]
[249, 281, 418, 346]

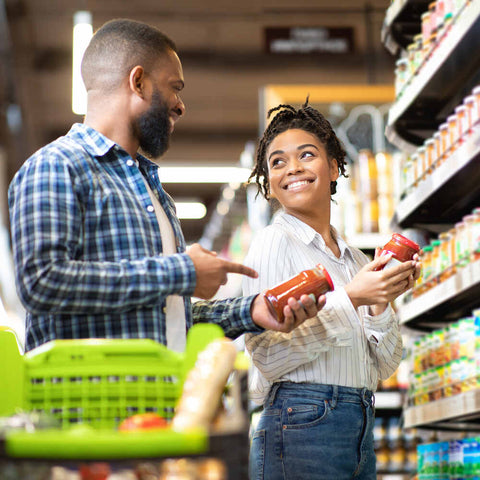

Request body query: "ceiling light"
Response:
[72, 11, 93, 115]
[159, 166, 251, 184]
[175, 202, 207, 219]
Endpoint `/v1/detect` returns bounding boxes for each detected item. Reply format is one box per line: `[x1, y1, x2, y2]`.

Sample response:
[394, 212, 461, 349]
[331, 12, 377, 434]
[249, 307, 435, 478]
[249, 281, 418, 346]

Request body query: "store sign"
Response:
[265, 26, 354, 55]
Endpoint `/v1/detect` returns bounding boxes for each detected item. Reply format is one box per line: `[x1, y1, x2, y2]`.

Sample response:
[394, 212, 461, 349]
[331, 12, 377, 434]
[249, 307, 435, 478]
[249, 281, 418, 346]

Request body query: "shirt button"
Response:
[147, 205, 154, 212]
[162, 306, 167, 314]
[126, 159, 134, 166]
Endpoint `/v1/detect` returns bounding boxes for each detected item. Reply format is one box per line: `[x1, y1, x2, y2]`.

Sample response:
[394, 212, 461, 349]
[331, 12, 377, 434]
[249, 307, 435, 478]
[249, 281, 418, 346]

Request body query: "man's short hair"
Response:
[81, 18, 177, 91]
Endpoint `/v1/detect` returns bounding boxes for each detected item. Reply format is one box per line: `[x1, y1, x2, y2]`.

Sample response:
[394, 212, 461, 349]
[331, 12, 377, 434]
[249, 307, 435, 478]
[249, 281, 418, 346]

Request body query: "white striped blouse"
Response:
[243, 211, 403, 405]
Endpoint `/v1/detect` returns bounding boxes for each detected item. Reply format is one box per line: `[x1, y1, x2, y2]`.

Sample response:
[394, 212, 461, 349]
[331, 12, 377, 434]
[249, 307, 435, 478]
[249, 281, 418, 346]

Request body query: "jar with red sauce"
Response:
[376, 233, 421, 270]
[263, 264, 334, 321]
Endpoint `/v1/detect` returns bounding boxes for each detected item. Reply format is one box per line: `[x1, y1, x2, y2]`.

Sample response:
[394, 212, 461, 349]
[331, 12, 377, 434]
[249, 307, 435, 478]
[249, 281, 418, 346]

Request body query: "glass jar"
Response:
[447, 113, 459, 150]
[376, 233, 420, 270]
[435, 0, 446, 38]
[439, 231, 453, 280]
[432, 131, 441, 169]
[404, 156, 415, 196]
[420, 245, 434, 293]
[429, 2, 438, 34]
[424, 138, 435, 174]
[454, 105, 468, 142]
[421, 11, 432, 46]
[413, 34, 424, 71]
[438, 122, 449, 164]
[411, 152, 420, 187]
[395, 58, 409, 97]
[448, 227, 458, 275]
[431, 239, 442, 285]
[417, 146, 426, 182]
[464, 95, 477, 134]
[471, 85, 480, 125]
[455, 221, 467, 268]
[471, 207, 480, 262]
[407, 43, 417, 76]
[463, 214, 476, 264]
[264, 264, 334, 321]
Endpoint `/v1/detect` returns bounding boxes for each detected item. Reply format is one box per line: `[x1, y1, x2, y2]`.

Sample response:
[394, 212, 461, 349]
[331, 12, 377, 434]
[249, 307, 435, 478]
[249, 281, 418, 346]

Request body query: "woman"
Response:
[243, 101, 420, 479]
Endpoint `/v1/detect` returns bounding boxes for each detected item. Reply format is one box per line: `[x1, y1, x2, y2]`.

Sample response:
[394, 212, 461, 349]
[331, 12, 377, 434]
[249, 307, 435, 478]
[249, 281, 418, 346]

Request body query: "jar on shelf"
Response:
[424, 138, 435, 175]
[471, 207, 480, 262]
[438, 122, 449, 164]
[413, 34, 424, 71]
[420, 245, 434, 292]
[431, 239, 442, 284]
[411, 152, 420, 187]
[447, 113, 459, 150]
[464, 95, 477, 134]
[448, 227, 458, 275]
[435, 0, 446, 38]
[432, 131, 441, 169]
[428, 2, 438, 34]
[394, 58, 409, 97]
[455, 221, 468, 268]
[454, 105, 468, 142]
[403, 155, 415, 197]
[417, 146, 427, 182]
[439, 231, 454, 281]
[463, 214, 476, 263]
[407, 42, 418, 76]
[421, 11, 432, 46]
[471, 85, 480, 125]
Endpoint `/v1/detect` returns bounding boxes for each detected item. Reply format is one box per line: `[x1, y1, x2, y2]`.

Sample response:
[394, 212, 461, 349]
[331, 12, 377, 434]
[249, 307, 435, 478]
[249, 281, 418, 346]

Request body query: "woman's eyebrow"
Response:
[297, 143, 319, 151]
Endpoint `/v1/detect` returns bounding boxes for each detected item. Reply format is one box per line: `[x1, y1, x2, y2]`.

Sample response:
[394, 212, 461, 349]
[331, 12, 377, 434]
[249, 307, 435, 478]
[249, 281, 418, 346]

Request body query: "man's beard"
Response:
[136, 90, 171, 159]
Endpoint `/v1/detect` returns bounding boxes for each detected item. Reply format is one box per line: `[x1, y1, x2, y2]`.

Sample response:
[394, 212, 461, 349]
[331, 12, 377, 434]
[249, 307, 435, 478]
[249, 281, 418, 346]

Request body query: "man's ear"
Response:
[129, 66, 145, 98]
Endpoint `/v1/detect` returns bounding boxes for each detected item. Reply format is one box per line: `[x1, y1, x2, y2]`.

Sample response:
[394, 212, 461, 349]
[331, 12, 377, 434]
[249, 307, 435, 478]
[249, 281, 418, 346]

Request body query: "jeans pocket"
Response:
[284, 400, 330, 429]
[249, 428, 266, 480]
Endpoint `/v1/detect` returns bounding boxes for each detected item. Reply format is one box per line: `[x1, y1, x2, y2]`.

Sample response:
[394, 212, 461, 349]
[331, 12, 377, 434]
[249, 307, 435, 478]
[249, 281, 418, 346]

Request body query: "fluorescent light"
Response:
[175, 202, 207, 219]
[159, 166, 251, 183]
[72, 11, 93, 115]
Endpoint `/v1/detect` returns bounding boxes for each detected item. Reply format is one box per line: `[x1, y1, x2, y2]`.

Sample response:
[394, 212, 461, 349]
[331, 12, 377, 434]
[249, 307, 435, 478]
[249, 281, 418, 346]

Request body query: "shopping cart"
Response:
[0, 324, 250, 479]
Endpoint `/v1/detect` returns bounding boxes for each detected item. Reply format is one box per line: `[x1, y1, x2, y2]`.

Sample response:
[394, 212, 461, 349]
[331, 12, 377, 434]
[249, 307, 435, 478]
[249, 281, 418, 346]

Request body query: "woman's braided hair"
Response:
[250, 99, 348, 200]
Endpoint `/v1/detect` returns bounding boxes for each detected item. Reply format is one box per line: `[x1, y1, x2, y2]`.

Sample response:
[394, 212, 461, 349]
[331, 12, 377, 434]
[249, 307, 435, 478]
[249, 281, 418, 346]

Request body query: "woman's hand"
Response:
[344, 248, 420, 313]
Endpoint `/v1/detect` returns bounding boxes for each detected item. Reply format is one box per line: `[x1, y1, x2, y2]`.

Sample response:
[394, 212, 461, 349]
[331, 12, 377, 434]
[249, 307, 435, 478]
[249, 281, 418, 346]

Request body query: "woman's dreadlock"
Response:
[250, 99, 348, 200]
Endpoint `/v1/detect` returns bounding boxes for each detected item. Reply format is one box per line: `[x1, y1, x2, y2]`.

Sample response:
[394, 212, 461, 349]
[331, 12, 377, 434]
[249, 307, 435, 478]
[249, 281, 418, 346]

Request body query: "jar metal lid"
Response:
[392, 233, 420, 252]
[315, 264, 335, 292]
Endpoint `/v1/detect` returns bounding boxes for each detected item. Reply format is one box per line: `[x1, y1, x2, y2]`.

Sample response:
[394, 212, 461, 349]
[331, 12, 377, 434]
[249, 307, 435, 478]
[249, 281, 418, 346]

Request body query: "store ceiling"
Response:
[1, 0, 395, 248]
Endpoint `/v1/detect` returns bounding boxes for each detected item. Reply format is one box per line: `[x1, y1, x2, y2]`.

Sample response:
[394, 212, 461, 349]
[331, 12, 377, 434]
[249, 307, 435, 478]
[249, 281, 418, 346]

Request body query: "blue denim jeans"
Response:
[249, 382, 376, 480]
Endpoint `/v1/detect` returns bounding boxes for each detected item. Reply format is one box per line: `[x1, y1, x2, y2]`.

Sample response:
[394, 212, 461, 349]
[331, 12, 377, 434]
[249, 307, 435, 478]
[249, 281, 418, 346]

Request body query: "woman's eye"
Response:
[301, 151, 314, 159]
[271, 158, 283, 168]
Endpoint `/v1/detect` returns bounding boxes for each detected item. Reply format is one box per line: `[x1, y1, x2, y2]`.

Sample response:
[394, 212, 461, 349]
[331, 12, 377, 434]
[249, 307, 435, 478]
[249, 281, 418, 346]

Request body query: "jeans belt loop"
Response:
[267, 382, 282, 407]
[331, 384, 338, 409]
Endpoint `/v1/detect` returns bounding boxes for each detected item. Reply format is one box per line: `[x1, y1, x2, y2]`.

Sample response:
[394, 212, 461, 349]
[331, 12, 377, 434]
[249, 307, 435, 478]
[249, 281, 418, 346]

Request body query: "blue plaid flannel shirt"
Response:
[8, 123, 261, 351]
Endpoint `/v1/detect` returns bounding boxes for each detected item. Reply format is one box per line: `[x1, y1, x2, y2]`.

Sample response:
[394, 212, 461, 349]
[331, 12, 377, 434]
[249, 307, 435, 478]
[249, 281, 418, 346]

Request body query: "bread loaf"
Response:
[172, 338, 237, 431]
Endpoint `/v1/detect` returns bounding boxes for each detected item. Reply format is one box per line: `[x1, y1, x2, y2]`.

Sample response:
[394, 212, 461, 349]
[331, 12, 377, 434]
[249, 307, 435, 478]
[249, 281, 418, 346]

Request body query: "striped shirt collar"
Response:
[273, 210, 351, 259]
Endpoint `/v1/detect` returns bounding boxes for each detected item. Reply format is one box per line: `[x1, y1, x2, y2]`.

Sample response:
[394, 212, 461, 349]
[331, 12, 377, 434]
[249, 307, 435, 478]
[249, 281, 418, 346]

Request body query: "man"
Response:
[8, 19, 324, 353]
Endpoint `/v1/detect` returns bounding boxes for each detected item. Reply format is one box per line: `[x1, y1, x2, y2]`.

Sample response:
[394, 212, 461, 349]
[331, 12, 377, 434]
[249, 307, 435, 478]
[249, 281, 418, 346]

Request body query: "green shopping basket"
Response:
[0, 323, 224, 430]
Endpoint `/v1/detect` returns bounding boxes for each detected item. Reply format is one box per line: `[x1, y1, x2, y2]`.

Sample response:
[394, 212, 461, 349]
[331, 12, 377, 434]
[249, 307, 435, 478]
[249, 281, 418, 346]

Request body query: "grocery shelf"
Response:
[404, 389, 480, 431]
[397, 260, 480, 329]
[375, 391, 404, 410]
[381, 0, 430, 55]
[393, 124, 480, 228]
[385, 0, 480, 149]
